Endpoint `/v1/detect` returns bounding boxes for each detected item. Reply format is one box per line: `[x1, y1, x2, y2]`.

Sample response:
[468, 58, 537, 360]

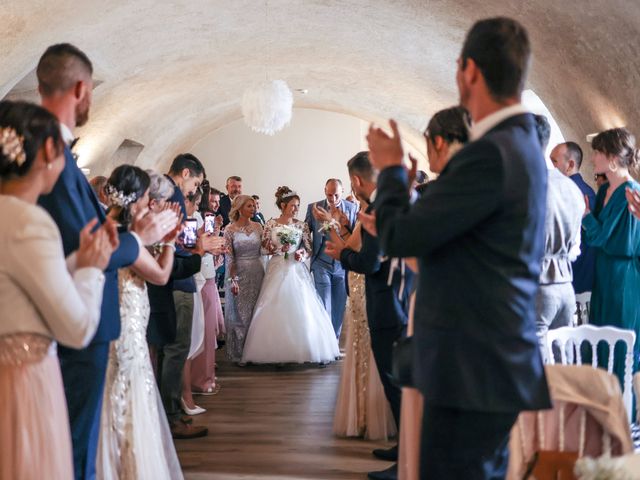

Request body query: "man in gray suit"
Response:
[534, 115, 585, 358]
[305, 179, 358, 337]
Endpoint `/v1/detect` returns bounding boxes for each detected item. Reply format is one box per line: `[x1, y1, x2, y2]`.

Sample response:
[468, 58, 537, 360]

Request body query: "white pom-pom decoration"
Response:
[242, 80, 293, 135]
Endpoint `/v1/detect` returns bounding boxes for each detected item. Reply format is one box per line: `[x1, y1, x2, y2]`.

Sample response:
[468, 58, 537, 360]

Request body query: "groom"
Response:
[36, 44, 172, 480]
[305, 178, 358, 337]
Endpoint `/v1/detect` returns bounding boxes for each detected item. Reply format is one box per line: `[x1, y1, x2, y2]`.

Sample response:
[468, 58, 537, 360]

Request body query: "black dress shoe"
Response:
[367, 463, 398, 480]
[372, 444, 398, 461]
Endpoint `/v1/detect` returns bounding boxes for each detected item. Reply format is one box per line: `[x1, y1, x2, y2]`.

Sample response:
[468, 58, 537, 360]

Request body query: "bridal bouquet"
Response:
[275, 225, 301, 259]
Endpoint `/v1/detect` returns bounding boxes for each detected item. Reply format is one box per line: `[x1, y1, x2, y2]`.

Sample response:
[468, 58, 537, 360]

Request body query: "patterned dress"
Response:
[223, 221, 265, 362]
[97, 269, 182, 480]
[333, 271, 397, 440]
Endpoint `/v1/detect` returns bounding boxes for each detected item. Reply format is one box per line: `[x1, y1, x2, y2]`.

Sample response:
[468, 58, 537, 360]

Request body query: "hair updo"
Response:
[106, 165, 150, 226]
[0, 100, 63, 179]
[275, 186, 300, 211]
[592, 128, 640, 170]
[425, 106, 470, 146]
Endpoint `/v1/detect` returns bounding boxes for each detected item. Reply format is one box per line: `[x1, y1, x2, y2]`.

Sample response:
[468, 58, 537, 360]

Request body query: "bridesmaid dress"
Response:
[97, 268, 183, 479]
[333, 270, 397, 440]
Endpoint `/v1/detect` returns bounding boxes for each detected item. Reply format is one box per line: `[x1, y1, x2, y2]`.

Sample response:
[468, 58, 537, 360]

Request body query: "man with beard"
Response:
[37, 44, 174, 479]
[367, 17, 551, 479]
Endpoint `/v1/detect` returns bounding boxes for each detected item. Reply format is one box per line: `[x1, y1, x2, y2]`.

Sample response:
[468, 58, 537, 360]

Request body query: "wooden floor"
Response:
[176, 354, 394, 480]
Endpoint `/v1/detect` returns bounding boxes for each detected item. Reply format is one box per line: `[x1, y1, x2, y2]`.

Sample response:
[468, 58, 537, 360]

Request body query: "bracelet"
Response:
[160, 243, 176, 252]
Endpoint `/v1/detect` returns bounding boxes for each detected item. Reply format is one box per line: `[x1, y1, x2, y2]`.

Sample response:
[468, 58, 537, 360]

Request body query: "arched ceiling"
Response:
[2, 0, 639, 175]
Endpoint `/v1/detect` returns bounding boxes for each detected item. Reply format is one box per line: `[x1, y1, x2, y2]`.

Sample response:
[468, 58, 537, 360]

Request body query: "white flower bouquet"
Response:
[275, 224, 301, 259]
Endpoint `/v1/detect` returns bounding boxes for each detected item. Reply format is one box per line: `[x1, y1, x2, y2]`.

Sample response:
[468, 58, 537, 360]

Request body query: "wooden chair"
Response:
[546, 325, 636, 422]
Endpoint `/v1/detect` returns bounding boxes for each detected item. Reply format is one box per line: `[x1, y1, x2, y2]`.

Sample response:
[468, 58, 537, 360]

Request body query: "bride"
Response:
[241, 186, 340, 364]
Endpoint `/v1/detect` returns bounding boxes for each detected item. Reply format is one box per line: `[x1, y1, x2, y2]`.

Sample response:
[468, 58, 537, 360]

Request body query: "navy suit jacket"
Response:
[305, 199, 358, 268]
[569, 173, 597, 293]
[375, 113, 551, 413]
[340, 209, 413, 331]
[38, 146, 139, 344]
[147, 253, 201, 346]
[219, 194, 232, 227]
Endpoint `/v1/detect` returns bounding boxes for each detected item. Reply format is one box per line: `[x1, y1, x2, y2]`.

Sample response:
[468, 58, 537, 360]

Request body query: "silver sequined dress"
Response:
[97, 268, 183, 480]
[223, 222, 265, 361]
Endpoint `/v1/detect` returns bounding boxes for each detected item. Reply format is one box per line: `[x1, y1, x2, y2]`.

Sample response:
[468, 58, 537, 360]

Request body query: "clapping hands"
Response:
[130, 205, 180, 246]
[366, 119, 405, 171]
[76, 218, 116, 271]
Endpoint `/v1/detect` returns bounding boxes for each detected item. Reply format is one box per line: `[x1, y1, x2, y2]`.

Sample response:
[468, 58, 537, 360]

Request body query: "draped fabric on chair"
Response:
[507, 364, 633, 480]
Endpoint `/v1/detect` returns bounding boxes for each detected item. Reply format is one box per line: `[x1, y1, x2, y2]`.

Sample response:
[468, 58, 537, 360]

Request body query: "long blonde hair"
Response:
[229, 194, 254, 222]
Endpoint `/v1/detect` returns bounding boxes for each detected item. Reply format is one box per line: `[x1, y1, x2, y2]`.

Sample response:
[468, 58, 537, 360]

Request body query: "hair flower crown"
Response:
[0, 127, 27, 167]
[105, 183, 138, 208]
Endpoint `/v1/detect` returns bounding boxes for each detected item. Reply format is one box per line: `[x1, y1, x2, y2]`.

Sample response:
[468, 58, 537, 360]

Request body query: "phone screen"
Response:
[182, 219, 198, 248]
[204, 214, 215, 234]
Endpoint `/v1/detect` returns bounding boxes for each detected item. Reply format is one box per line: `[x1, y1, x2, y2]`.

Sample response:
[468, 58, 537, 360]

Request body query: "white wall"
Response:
[191, 108, 368, 220]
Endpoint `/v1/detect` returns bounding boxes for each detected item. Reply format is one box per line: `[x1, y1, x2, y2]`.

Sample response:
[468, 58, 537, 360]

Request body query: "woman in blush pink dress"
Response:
[190, 185, 225, 396]
[0, 101, 114, 480]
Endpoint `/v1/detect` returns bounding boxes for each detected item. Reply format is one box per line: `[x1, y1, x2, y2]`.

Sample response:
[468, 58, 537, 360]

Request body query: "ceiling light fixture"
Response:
[241, 0, 293, 136]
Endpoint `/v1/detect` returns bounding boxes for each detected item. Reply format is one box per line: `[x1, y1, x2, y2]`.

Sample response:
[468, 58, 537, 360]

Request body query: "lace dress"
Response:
[97, 269, 182, 480]
[223, 222, 265, 362]
[241, 219, 340, 363]
[333, 271, 397, 439]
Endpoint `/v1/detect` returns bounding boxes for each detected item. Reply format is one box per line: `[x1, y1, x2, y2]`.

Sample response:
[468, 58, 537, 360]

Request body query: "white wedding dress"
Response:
[241, 219, 340, 364]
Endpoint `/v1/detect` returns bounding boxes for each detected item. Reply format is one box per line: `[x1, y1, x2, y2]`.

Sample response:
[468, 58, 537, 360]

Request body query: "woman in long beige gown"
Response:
[333, 222, 397, 440]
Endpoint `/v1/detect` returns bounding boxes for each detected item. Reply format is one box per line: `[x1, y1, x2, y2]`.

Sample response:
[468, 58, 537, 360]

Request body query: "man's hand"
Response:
[200, 235, 227, 256]
[626, 187, 640, 220]
[366, 119, 404, 171]
[101, 217, 121, 251]
[359, 211, 378, 238]
[312, 204, 332, 222]
[131, 209, 179, 246]
[325, 237, 346, 260]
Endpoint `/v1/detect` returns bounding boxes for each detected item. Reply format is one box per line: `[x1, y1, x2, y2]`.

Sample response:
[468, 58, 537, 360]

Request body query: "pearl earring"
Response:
[47, 163, 52, 170]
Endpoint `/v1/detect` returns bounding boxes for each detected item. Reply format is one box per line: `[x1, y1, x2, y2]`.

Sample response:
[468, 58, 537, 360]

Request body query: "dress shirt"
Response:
[470, 104, 530, 141]
[60, 122, 75, 146]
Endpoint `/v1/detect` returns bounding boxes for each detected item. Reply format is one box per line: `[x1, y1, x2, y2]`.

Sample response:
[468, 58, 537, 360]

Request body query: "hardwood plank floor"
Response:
[177, 355, 394, 479]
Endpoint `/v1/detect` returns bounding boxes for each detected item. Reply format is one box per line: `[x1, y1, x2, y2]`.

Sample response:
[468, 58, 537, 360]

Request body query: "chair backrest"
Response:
[575, 292, 592, 325]
[546, 325, 636, 422]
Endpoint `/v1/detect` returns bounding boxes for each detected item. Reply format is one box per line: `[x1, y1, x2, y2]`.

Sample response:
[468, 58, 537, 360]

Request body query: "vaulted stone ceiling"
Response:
[2, 0, 639, 174]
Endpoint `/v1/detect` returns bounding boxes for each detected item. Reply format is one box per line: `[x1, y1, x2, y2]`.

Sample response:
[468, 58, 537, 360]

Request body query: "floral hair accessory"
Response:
[105, 183, 138, 208]
[0, 127, 27, 167]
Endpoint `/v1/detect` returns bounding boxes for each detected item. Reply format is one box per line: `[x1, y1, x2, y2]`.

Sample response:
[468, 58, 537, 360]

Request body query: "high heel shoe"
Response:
[181, 397, 206, 415]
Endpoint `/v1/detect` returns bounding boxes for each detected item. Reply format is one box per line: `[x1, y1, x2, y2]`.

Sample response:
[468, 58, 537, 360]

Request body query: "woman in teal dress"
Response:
[582, 127, 640, 397]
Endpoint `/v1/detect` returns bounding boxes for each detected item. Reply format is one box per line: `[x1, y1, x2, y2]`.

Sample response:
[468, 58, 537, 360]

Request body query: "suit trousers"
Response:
[59, 342, 110, 480]
[370, 325, 405, 427]
[535, 282, 575, 362]
[420, 406, 518, 480]
[311, 262, 347, 337]
[160, 291, 194, 422]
